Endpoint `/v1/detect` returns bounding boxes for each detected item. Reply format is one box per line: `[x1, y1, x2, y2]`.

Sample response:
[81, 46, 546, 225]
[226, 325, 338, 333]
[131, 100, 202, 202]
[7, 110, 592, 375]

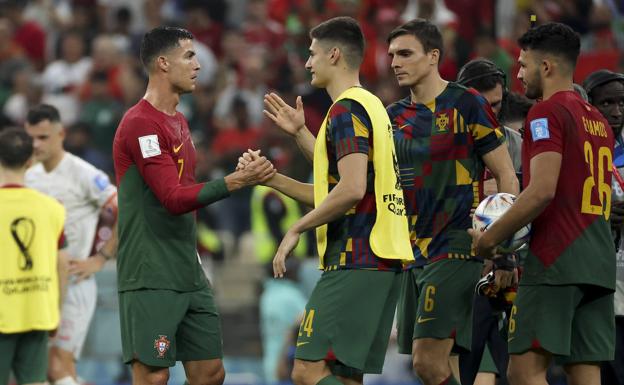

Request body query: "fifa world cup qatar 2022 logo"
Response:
[10, 217, 35, 271]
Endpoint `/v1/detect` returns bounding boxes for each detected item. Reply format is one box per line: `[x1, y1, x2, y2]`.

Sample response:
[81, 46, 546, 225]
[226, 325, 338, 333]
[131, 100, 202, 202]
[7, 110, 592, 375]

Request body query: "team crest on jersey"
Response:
[435, 112, 449, 132]
[530, 118, 550, 141]
[154, 335, 170, 358]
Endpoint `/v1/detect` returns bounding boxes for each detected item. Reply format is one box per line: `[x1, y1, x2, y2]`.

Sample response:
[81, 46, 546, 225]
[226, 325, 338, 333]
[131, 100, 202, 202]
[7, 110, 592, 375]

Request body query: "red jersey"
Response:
[521, 90, 615, 289]
[113, 99, 228, 291]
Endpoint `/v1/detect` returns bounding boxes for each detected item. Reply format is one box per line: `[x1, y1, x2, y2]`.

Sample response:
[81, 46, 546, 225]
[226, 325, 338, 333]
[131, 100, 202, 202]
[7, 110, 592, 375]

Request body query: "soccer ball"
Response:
[472, 193, 531, 252]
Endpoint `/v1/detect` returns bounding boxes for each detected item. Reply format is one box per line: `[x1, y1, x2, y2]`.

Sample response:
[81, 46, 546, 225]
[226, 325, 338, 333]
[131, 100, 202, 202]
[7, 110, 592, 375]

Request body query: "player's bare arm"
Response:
[70, 196, 119, 282]
[265, 174, 314, 207]
[273, 152, 368, 277]
[482, 140, 520, 195]
[264, 92, 316, 162]
[224, 156, 276, 191]
[470, 151, 562, 258]
[238, 150, 314, 206]
[70, 222, 118, 282]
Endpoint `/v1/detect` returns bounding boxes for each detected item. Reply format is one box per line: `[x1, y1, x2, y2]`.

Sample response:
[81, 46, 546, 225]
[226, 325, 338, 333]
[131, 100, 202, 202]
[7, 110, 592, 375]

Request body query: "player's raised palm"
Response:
[263, 93, 305, 136]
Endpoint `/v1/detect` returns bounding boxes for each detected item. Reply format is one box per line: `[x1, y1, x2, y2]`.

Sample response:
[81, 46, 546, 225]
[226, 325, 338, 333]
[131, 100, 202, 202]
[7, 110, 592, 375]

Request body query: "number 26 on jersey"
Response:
[581, 141, 612, 220]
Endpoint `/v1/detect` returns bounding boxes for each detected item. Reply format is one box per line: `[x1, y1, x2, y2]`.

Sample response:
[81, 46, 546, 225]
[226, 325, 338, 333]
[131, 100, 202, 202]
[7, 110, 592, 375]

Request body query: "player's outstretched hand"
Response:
[238, 154, 276, 186]
[263, 93, 305, 136]
[273, 230, 300, 278]
[68, 255, 106, 283]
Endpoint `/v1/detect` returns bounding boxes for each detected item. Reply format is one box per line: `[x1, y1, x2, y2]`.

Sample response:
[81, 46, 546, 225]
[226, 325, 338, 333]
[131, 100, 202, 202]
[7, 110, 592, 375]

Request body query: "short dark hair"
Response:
[501, 92, 533, 124]
[387, 19, 444, 62]
[0, 128, 33, 169]
[26, 104, 61, 126]
[309, 16, 365, 69]
[457, 59, 506, 93]
[517, 22, 580, 68]
[140, 26, 194, 70]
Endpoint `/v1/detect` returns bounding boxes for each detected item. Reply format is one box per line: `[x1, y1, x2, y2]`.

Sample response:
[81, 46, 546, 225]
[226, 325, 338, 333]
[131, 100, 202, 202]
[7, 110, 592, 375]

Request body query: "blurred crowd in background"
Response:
[0, 0, 622, 239]
[1, 0, 623, 384]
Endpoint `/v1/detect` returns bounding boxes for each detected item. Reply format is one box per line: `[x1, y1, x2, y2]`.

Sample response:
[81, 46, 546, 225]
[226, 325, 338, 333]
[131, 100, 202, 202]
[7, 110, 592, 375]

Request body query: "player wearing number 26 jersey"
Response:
[506, 87, 617, 371]
[473, 22, 616, 385]
[520, 91, 615, 288]
[508, 85, 617, 365]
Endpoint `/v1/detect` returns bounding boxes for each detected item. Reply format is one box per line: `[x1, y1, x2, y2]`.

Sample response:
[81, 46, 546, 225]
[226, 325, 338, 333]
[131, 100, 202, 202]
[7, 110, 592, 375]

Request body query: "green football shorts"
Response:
[294, 269, 400, 374]
[396, 266, 423, 354]
[0, 331, 48, 385]
[413, 259, 483, 351]
[508, 284, 615, 364]
[119, 283, 223, 367]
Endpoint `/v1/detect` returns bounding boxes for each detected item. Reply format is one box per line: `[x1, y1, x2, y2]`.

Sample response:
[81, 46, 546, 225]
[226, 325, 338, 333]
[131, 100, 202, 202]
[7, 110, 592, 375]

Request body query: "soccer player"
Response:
[386, 19, 518, 385]
[242, 16, 412, 385]
[23, 104, 118, 385]
[471, 23, 616, 385]
[112, 26, 275, 385]
[583, 69, 624, 385]
[0, 128, 68, 385]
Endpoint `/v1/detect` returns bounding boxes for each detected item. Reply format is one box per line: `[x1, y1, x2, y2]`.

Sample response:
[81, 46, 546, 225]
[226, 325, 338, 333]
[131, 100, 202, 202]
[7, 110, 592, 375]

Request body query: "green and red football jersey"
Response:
[521, 91, 615, 290]
[113, 99, 228, 292]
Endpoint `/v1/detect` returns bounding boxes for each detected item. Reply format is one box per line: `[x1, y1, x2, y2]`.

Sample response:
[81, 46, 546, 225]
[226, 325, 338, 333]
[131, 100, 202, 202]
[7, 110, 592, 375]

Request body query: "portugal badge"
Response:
[154, 335, 170, 358]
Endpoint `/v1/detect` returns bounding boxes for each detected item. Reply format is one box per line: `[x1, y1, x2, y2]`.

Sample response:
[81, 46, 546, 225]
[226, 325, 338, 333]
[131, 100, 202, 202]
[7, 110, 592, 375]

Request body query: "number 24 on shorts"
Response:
[299, 309, 315, 338]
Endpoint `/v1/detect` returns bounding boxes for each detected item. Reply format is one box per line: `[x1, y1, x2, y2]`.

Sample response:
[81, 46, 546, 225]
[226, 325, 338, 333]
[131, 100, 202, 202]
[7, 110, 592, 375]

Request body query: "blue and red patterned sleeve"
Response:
[327, 99, 372, 160]
[462, 89, 504, 157]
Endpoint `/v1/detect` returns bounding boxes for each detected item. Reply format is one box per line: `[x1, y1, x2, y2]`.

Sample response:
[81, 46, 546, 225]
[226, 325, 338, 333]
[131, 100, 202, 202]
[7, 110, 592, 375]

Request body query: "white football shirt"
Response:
[26, 152, 117, 261]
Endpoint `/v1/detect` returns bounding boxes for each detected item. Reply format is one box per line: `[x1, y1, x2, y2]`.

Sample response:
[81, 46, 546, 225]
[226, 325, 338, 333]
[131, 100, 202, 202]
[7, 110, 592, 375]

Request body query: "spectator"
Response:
[0, 18, 29, 90]
[242, 0, 286, 51]
[78, 71, 123, 156]
[80, 35, 125, 101]
[214, 49, 269, 128]
[3, 67, 40, 125]
[40, 30, 92, 125]
[0, 0, 46, 71]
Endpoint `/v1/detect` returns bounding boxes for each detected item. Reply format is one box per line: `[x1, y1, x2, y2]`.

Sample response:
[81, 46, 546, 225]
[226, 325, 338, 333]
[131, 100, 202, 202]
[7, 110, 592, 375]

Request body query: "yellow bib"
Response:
[313, 87, 413, 268]
[251, 185, 307, 263]
[0, 187, 65, 333]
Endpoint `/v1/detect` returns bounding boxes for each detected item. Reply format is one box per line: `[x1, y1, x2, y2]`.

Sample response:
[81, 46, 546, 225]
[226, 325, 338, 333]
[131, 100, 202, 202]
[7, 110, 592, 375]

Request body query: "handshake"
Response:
[231, 149, 277, 187]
